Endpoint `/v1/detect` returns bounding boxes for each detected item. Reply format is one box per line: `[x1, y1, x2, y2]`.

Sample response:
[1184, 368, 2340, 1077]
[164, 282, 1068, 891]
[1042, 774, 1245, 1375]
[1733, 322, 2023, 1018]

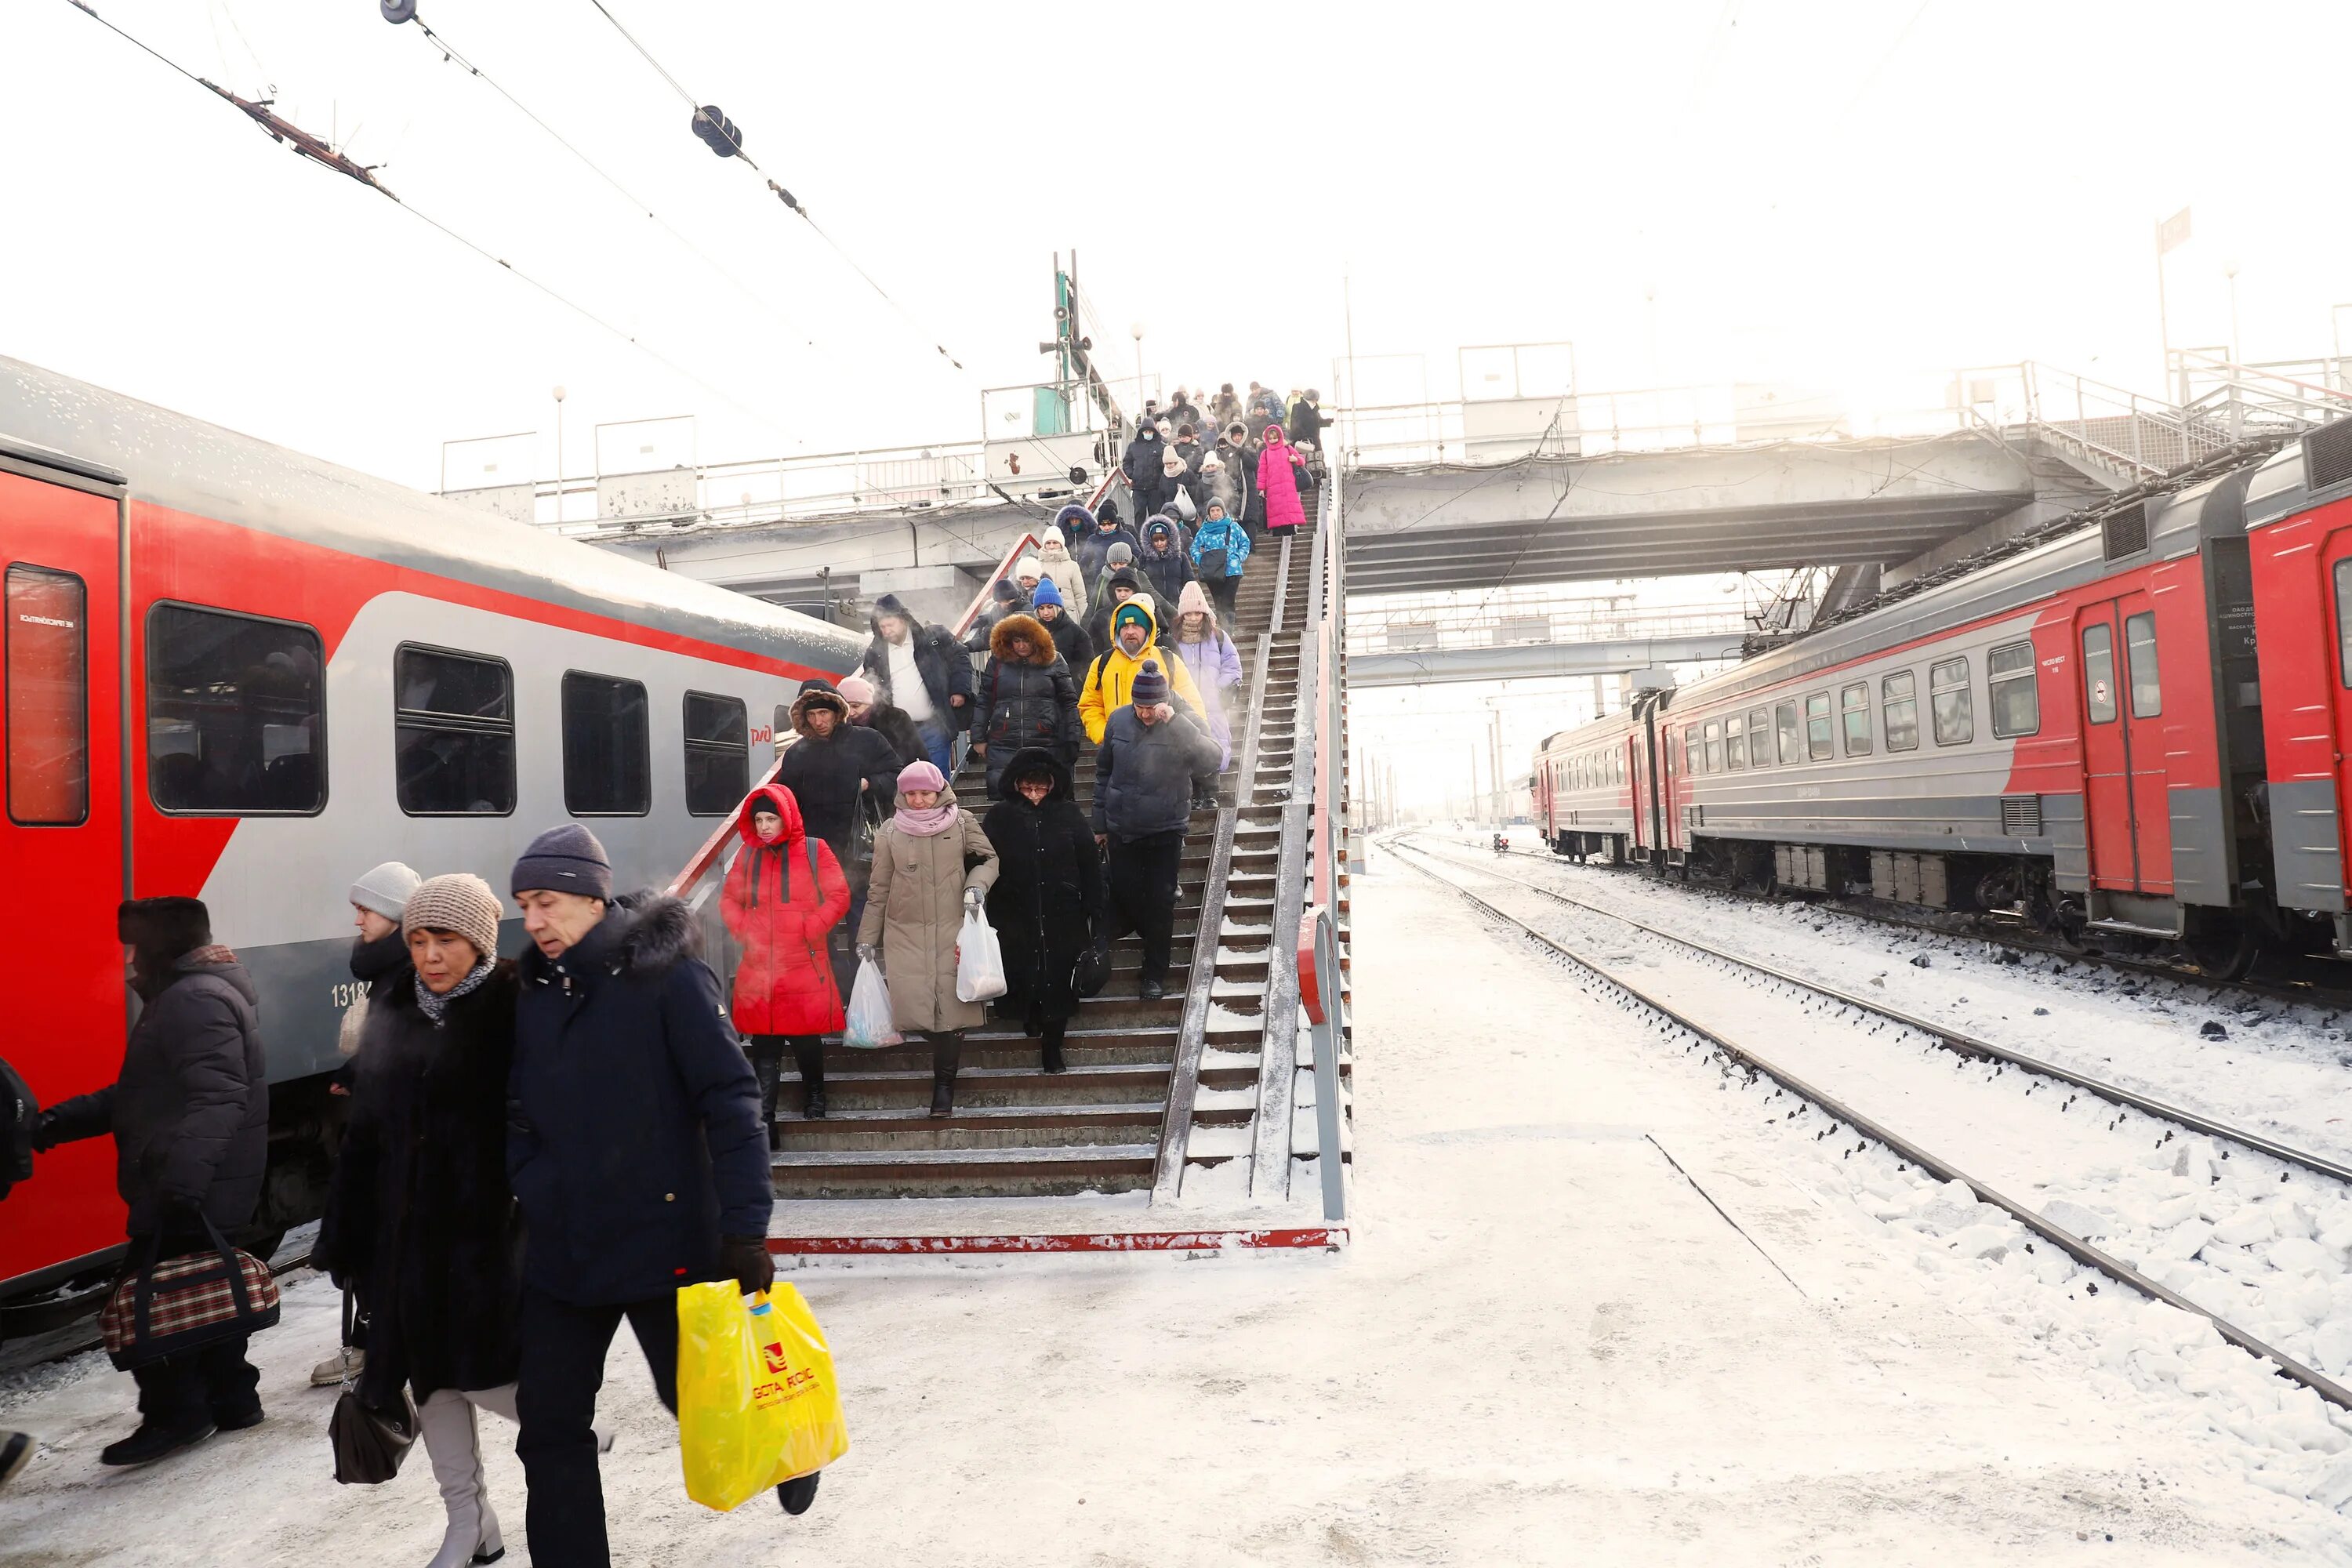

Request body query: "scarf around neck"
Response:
[416, 958, 495, 1024]
[895, 799, 958, 838]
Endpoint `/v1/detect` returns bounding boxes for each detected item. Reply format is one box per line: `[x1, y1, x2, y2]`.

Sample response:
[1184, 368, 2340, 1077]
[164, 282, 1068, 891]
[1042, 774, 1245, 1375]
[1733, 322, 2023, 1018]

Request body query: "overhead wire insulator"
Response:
[690, 104, 742, 158]
[765, 179, 802, 216]
[381, 0, 417, 22]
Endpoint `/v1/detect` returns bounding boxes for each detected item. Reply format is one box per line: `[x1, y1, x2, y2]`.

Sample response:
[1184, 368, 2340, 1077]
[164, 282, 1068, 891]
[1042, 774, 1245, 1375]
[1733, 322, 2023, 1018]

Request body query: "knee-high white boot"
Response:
[416, 1389, 503, 1567]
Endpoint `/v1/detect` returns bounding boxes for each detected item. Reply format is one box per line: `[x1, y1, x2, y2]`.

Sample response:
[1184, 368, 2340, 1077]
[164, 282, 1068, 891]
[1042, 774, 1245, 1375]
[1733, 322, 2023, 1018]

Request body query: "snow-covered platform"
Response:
[3, 855, 2347, 1563]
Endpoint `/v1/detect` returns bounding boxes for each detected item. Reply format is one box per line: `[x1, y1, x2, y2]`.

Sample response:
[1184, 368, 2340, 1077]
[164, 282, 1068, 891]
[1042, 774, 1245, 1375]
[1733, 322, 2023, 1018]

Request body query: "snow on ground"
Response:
[1434, 837, 2352, 1168]
[4, 857, 2349, 1563]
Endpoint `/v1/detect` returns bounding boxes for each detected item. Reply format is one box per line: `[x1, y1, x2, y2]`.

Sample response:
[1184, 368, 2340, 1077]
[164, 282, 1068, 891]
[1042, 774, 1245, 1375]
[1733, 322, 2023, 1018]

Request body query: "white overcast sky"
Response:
[9, 0, 2352, 497]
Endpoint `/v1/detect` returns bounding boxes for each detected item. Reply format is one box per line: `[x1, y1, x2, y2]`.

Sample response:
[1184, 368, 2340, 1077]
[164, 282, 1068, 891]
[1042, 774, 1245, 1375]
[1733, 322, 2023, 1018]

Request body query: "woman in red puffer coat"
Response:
[720, 782, 850, 1142]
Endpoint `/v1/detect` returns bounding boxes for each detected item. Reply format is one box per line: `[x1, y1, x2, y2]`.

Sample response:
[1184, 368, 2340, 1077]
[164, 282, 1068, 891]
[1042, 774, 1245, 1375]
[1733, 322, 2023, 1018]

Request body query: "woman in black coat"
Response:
[982, 748, 1105, 1073]
[972, 614, 1080, 799]
[318, 873, 524, 1568]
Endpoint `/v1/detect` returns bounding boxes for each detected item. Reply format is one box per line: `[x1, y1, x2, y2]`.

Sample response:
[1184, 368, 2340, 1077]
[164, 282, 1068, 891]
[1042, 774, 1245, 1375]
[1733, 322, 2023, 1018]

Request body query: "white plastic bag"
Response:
[844, 956, 899, 1049]
[955, 909, 1007, 1003]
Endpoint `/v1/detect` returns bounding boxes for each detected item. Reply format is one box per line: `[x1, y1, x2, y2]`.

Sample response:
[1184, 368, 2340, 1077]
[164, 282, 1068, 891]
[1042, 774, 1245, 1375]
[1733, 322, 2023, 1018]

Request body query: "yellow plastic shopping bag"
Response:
[676, 1280, 850, 1512]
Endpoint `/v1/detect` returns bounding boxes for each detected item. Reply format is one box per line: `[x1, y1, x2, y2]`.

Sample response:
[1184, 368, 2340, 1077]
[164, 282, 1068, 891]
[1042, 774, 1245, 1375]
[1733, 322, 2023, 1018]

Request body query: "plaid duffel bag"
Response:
[100, 1218, 280, 1370]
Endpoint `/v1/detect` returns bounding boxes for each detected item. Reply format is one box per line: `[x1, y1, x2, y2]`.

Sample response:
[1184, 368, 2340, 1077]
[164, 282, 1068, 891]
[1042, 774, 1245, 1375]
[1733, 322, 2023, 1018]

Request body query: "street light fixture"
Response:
[552, 385, 567, 526]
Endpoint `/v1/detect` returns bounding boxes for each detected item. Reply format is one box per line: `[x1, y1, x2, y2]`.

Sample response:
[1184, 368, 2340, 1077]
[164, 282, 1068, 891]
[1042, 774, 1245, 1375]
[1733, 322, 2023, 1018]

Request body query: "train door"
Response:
[0, 466, 128, 1293]
[1629, 730, 1653, 856]
[2074, 590, 2172, 893]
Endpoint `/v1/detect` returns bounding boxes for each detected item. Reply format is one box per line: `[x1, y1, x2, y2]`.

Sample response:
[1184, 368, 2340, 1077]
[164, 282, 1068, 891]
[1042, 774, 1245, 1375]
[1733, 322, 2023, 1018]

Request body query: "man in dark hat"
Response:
[1091, 661, 1220, 1000]
[33, 896, 268, 1466]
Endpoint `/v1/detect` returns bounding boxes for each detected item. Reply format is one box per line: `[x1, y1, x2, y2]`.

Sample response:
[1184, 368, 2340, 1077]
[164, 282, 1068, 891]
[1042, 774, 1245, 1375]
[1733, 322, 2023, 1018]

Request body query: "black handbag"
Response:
[1197, 547, 1229, 581]
[328, 1290, 417, 1485]
[1073, 935, 1111, 998]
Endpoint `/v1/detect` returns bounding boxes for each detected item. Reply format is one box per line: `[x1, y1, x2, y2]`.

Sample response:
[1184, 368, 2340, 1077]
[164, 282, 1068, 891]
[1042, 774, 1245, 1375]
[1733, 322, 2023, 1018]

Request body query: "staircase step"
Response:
[770, 1143, 1159, 1199]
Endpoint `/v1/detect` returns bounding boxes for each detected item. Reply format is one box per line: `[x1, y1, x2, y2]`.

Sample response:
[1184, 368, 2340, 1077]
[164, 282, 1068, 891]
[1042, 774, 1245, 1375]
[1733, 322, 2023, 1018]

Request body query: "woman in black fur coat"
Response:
[982, 748, 1105, 1073]
[318, 873, 524, 1568]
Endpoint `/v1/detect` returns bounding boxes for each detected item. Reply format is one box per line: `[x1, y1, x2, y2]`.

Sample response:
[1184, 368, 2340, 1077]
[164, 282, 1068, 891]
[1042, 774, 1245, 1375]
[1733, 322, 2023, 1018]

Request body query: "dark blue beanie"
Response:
[511, 823, 612, 900]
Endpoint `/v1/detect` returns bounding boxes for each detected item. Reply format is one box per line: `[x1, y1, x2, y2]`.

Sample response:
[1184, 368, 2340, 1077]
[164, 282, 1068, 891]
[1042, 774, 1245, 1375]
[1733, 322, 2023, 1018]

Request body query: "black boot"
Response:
[751, 1039, 785, 1150]
[1041, 1024, 1067, 1075]
[777, 1469, 822, 1515]
[927, 1033, 961, 1117]
[100, 1419, 214, 1468]
[792, 1038, 827, 1121]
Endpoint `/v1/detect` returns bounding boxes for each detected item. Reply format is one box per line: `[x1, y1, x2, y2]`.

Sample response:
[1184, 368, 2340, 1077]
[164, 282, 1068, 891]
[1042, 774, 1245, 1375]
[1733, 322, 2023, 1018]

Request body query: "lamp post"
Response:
[2225, 262, 2242, 365]
[552, 384, 567, 525]
[1130, 321, 1145, 408]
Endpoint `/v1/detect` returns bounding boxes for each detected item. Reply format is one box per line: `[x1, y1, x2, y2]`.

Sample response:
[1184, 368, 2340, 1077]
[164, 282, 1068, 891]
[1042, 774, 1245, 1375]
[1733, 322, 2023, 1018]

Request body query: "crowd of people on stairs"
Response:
[0, 387, 1325, 1560]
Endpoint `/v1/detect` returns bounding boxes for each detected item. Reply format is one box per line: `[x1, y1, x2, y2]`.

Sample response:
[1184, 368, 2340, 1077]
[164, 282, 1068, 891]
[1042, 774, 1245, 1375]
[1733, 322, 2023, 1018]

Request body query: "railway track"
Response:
[1483, 836, 2343, 1014]
[1387, 835, 2352, 1417]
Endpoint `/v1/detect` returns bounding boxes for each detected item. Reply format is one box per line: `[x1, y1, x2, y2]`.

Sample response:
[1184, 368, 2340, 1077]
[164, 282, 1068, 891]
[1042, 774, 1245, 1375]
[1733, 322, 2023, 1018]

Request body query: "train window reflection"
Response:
[1988, 641, 2040, 739]
[147, 602, 325, 815]
[684, 691, 750, 817]
[1775, 702, 1801, 764]
[6, 565, 89, 826]
[1882, 670, 1919, 751]
[1725, 716, 1745, 770]
[1930, 657, 1974, 746]
[1804, 691, 1833, 760]
[1841, 682, 1872, 757]
[395, 645, 515, 816]
[1748, 710, 1769, 768]
[561, 670, 651, 816]
[2125, 612, 2161, 718]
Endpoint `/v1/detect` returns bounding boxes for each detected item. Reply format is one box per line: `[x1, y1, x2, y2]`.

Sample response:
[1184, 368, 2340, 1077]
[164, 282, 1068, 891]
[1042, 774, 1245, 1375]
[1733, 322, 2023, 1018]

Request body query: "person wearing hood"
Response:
[31, 897, 268, 1467]
[1117, 419, 1164, 509]
[721, 785, 850, 1134]
[1073, 510, 1142, 597]
[858, 593, 973, 774]
[1091, 662, 1221, 1000]
[1139, 516, 1195, 607]
[962, 577, 1032, 653]
[1209, 383, 1243, 430]
[1258, 423, 1308, 537]
[313, 859, 422, 1389]
[503, 826, 809, 1555]
[981, 749, 1103, 1073]
[1029, 575, 1093, 672]
[317, 873, 525, 1568]
[838, 673, 924, 771]
[855, 762, 999, 1116]
[1173, 583, 1243, 786]
[1036, 519, 1090, 618]
[1079, 595, 1207, 743]
[775, 683, 901, 997]
[973, 612, 1080, 798]
[1189, 499, 1252, 620]
[1082, 565, 1164, 663]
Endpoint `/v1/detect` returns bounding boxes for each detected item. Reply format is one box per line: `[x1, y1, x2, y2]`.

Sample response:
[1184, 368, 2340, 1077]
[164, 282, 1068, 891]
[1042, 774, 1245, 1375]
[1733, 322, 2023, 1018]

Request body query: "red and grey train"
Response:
[1529, 419, 2352, 976]
[0, 357, 861, 1327]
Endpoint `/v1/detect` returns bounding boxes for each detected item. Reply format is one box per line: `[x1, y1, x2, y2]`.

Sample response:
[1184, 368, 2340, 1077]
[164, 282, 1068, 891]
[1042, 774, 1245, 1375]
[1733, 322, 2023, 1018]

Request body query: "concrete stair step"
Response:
[770, 1143, 1158, 1199]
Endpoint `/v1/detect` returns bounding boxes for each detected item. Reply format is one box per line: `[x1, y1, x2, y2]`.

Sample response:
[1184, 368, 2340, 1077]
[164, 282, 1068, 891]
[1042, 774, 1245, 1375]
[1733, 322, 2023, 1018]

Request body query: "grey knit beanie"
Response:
[350, 861, 423, 922]
[403, 873, 502, 960]
[510, 823, 612, 900]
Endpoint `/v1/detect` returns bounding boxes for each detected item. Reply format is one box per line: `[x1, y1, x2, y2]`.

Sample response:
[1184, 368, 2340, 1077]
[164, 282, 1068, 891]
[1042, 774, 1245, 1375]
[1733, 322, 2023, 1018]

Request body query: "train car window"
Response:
[2337, 561, 2352, 688]
[2082, 624, 2117, 722]
[394, 645, 515, 816]
[1840, 682, 1873, 757]
[1988, 641, 2040, 738]
[1775, 702, 1801, 764]
[1930, 657, 1974, 746]
[1725, 715, 1745, 770]
[683, 691, 750, 816]
[1748, 710, 1769, 768]
[1804, 691, 1833, 760]
[561, 670, 651, 816]
[1882, 670, 1919, 751]
[1682, 725, 1700, 775]
[5, 565, 89, 826]
[147, 602, 325, 815]
[1702, 720, 1723, 774]
[2125, 612, 2161, 717]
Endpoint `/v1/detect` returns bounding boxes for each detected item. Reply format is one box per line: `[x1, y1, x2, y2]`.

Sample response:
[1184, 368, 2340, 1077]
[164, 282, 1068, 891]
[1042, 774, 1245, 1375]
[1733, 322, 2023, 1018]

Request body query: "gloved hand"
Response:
[963, 887, 984, 914]
[720, 1236, 776, 1296]
[29, 1110, 61, 1152]
[856, 943, 879, 964]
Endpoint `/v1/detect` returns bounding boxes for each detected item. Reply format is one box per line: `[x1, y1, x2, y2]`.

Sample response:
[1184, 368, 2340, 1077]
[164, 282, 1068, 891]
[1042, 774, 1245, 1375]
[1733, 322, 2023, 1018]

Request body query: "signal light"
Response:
[691, 105, 743, 158]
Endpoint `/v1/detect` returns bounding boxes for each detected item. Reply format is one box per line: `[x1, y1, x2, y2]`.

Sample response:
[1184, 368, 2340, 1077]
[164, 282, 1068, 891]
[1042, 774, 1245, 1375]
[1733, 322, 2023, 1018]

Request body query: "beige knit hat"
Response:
[403, 873, 502, 961]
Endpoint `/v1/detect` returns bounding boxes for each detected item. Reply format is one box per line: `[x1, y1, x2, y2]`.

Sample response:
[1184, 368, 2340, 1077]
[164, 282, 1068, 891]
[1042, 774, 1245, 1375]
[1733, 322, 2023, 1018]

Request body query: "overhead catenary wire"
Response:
[60, 0, 803, 448]
[578, 0, 969, 375]
[397, 10, 820, 359]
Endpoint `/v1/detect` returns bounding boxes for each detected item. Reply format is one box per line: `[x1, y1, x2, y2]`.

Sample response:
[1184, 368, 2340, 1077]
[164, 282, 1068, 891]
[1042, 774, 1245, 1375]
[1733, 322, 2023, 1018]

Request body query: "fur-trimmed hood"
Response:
[524, 890, 701, 989]
[989, 613, 1058, 666]
[791, 684, 850, 735]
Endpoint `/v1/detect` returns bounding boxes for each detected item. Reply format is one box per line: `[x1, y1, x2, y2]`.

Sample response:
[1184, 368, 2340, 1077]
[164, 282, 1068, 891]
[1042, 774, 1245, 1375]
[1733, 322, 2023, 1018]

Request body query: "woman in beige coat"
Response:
[857, 759, 999, 1116]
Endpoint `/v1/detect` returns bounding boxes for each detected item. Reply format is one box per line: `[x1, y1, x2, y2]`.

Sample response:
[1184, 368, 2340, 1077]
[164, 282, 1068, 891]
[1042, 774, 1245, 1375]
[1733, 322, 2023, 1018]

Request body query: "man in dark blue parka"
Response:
[503, 826, 815, 1564]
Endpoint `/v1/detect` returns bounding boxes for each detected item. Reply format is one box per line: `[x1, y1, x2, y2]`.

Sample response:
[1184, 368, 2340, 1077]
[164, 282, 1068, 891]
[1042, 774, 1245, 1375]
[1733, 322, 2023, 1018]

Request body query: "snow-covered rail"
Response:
[1406, 837, 2352, 1189]
[1387, 837, 2352, 1417]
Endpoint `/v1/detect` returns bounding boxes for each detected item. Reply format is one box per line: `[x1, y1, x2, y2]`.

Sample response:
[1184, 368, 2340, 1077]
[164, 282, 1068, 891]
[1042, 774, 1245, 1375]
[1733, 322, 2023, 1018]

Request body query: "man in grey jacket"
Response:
[1093, 661, 1221, 1000]
[34, 896, 268, 1467]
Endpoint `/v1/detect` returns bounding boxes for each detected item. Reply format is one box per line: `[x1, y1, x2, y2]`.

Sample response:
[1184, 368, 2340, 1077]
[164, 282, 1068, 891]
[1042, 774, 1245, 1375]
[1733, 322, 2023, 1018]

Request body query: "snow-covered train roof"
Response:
[0, 356, 863, 670]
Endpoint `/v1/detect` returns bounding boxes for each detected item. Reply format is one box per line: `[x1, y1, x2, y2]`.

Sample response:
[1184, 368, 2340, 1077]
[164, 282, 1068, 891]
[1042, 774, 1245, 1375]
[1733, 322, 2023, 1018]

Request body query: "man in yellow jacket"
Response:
[1079, 595, 1206, 743]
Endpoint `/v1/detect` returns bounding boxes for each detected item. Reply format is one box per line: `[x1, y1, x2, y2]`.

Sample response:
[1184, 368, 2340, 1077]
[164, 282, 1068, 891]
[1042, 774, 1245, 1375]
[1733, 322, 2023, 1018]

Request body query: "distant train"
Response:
[1530, 419, 2352, 978]
[0, 356, 862, 1327]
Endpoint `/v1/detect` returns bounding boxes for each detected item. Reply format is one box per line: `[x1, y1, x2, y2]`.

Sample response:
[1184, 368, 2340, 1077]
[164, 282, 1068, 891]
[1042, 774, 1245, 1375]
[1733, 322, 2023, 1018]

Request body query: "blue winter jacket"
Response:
[1189, 514, 1252, 576]
[507, 893, 770, 1305]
